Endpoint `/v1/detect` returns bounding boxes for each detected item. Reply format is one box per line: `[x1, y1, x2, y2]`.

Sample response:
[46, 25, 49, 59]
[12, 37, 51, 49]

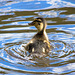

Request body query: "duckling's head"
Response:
[29, 17, 47, 32]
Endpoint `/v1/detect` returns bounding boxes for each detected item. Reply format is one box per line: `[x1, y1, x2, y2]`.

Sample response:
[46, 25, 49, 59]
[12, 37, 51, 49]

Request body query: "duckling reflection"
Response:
[25, 17, 50, 56]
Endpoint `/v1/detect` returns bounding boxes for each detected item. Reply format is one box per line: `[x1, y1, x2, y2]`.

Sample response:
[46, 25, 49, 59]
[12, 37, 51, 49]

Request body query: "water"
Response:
[0, 0, 75, 75]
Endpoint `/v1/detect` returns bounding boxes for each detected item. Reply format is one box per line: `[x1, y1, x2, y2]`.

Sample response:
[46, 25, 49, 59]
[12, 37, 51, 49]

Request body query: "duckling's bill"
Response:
[28, 22, 34, 26]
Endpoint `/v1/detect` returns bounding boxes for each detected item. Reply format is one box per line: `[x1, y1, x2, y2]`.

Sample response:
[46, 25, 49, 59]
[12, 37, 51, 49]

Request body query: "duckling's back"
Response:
[25, 39, 50, 54]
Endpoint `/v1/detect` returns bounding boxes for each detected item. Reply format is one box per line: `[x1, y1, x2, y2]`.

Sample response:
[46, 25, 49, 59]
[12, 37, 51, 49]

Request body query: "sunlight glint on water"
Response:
[0, 0, 75, 75]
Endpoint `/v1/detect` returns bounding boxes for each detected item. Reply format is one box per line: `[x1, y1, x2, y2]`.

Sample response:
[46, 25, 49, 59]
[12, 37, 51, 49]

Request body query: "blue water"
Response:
[0, 0, 75, 75]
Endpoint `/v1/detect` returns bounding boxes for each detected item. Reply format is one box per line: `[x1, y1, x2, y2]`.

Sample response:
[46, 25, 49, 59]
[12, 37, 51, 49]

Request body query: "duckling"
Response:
[25, 17, 50, 55]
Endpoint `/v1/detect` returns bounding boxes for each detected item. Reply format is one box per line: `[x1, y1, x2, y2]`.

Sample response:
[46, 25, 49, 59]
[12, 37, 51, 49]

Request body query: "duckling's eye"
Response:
[38, 22, 40, 25]
[37, 21, 41, 25]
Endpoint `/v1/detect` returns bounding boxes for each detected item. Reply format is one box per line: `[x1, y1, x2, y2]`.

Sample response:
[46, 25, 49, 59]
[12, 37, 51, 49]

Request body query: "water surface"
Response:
[0, 0, 75, 75]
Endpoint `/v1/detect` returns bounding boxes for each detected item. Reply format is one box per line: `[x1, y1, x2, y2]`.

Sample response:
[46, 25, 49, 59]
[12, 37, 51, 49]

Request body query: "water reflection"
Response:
[0, 0, 75, 75]
[0, 0, 75, 12]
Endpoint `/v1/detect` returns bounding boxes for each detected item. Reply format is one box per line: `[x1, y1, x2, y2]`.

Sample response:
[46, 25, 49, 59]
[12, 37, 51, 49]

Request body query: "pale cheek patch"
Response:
[40, 23, 43, 30]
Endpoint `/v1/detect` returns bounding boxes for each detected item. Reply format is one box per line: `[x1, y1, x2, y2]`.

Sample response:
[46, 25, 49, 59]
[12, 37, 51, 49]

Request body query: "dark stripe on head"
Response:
[36, 17, 45, 22]
[34, 20, 41, 22]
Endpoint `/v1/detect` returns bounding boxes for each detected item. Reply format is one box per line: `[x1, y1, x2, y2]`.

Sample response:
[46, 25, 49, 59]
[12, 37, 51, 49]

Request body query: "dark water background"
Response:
[0, 0, 75, 75]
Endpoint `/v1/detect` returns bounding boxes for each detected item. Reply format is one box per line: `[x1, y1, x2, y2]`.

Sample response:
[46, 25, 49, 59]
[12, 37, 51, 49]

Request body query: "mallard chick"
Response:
[25, 17, 50, 55]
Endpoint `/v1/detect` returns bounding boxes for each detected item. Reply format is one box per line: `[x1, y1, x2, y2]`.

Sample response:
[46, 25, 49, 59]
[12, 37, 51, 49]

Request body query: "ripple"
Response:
[0, 34, 75, 74]
[0, 0, 75, 12]
[0, 0, 75, 75]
